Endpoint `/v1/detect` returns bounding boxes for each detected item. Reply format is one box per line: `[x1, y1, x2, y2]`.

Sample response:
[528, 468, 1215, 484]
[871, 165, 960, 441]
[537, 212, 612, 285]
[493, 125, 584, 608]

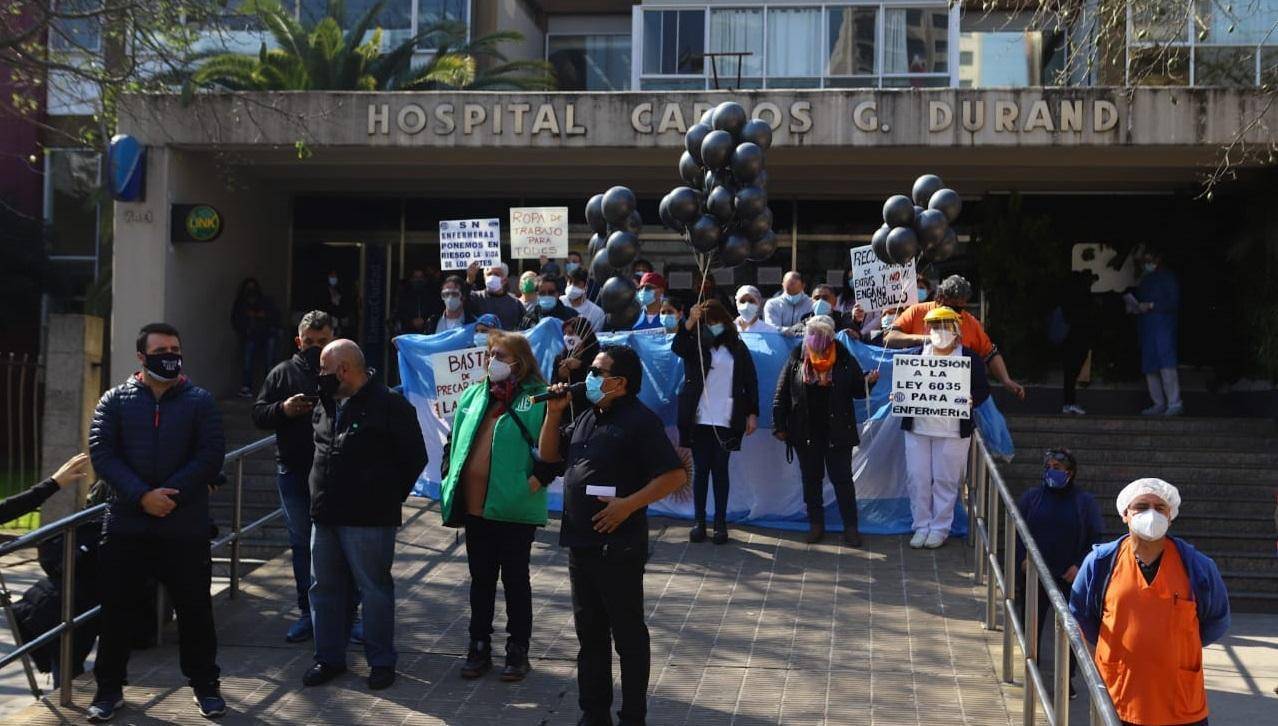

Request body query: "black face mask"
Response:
[316, 372, 340, 399]
[143, 352, 182, 381]
[301, 346, 322, 371]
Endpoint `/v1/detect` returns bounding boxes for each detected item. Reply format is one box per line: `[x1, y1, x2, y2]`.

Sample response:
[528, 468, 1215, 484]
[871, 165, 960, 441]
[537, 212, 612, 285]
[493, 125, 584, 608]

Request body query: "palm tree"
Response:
[188, 0, 554, 92]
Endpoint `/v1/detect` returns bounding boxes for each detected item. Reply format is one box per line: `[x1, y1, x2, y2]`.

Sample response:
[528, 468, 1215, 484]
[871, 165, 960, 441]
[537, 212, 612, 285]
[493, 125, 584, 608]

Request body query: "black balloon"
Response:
[883, 194, 915, 228]
[602, 186, 637, 225]
[621, 210, 643, 236]
[747, 230, 778, 261]
[607, 299, 642, 331]
[753, 168, 769, 189]
[667, 186, 702, 225]
[707, 185, 735, 224]
[598, 275, 637, 314]
[934, 226, 958, 260]
[685, 123, 711, 165]
[740, 119, 773, 150]
[700, 129, 735, 170]
[913, 205, 925, 221]
[912, 174, 945, 207]
[741, 207, 773, 241]
[585, 193, 607, 235]
[928, 188, 962, 223]
[886, 226, 919, 265]
[871, 224, 892, 264]
[590, 248, 617, 280]
[587, 232, 607, 258]
[689, 215, 723, 253]
[735, 186, 768, 219]
[712, 102, 748, 138]
[718, 233, 751, 268]
[699, 107, 715, 126]
[730, 142, 764, 183]
[659, 194, 685, 233]
[914, 208, 948, 245]
[606, 230, 640, 268]
[679, 151, 702, 186]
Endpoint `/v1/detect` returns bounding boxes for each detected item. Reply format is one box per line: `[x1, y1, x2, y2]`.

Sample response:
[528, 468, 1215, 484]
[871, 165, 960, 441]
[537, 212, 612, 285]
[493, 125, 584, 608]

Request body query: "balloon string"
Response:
[688, 236, 731, 453]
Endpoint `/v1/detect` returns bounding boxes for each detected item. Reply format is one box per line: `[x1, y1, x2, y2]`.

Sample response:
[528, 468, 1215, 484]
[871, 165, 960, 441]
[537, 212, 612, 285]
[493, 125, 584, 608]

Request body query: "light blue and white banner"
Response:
[396, 322, 1016, 535]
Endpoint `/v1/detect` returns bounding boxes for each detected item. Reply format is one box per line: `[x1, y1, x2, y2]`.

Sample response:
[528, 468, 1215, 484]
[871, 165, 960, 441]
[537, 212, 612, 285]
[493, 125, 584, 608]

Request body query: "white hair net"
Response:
[735, 285, 762, 304]
[1116, 478, 1180, 520]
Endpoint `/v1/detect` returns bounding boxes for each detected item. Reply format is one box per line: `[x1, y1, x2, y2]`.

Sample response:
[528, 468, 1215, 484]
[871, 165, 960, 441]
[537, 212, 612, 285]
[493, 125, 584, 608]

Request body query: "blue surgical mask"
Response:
[917, 287, 930, 302]
[1142, 262, 1157, 274]
[707, 322, 725, 337]
[585, 372, 607, 404]
[636, 288, 656, 306]
[784, 292, 805, 305]
[473, 333, 488, 348]
[660, 313, 678, 331]
[1042, 468, 1070, 490]
[812, 299, 833, 317]
[565, 262, 580, 275]
[538, 295, 557, 310]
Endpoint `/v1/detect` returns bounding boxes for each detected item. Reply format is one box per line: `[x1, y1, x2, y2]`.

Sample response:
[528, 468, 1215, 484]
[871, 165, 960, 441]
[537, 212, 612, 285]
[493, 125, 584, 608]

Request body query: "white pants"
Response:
[903, 430, 971, 536]
[1146, 367, 1182, 409]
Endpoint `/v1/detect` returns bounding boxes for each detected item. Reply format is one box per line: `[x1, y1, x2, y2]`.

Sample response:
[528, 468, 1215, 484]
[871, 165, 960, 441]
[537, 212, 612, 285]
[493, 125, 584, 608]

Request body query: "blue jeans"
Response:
[242, 335, 276, 389]
[277, 467, 312, 614]
[309, 524, 397, 668]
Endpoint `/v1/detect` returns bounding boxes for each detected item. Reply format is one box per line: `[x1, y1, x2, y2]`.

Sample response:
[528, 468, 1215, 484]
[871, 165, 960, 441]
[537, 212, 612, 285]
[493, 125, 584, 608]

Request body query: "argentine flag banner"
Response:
[397, 322, 1015, 535]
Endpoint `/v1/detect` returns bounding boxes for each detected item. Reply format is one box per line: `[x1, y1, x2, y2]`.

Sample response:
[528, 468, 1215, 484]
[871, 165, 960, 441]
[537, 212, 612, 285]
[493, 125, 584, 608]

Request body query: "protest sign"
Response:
[510, 207, 568, 259]
[889, 354, 971, 419]
[439, 218, 502, 270]
[849, 246, 918, 312]
[429, 346, 489, 422]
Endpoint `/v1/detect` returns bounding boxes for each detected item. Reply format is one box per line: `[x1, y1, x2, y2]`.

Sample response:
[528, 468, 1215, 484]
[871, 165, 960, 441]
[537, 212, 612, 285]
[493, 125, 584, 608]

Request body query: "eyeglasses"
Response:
[588, 366, 613, 378]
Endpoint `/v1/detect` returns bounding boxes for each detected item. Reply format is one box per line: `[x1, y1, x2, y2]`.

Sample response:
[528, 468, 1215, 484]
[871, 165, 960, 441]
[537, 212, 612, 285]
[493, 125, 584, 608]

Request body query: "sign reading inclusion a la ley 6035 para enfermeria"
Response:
[890, 355, 972, 419]
[439, 218, 502, 271]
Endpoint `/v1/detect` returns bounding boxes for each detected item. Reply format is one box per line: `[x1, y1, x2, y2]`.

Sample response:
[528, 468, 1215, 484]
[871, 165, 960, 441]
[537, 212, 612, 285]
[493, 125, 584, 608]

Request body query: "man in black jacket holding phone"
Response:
[252, 310, 333, 643]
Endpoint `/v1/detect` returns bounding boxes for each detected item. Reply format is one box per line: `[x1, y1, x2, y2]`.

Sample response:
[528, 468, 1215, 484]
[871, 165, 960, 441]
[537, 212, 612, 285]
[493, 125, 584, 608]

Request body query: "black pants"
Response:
[95, 535, 219, 692]
[464, 515, 536, 648]
[691, 425, 732, 524]
[1015, 575, 1077, 682]
[569, 545, 649, 726]
[1062, 333, 1091, 406]
[794, 436, 859, 531]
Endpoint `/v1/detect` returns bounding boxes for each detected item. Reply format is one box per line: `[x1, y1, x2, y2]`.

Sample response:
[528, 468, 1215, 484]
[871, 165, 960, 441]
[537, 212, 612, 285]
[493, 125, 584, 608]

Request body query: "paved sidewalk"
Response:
[6, 501, 1013, 725]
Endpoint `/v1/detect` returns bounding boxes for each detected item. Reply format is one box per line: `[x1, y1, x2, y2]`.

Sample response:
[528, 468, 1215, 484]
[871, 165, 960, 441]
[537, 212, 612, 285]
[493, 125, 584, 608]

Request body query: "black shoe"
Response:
[87, 690, 124, 722]
[500, 642, 531, 682]
[805, 521, 825, 544]
[368, 666, 395, 690]
[192, 682, 226, 718]
[460, 639, 492, 679]
[841, 529, 862, 548]
[1069, 683, 1077, 700]
[689, 520, 707, 543]
[302, 662, 346, 687]
[712, 521, 729, 545]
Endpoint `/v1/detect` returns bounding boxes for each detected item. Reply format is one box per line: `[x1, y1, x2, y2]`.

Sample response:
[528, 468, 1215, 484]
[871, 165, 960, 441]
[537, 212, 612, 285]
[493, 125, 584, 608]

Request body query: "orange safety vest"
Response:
[1095, 537, 1208, 725]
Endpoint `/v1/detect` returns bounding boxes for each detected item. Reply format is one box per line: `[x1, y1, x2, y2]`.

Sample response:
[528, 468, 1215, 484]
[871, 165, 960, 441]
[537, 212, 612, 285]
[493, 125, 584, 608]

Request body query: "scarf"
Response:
[802, 343, 836, 386]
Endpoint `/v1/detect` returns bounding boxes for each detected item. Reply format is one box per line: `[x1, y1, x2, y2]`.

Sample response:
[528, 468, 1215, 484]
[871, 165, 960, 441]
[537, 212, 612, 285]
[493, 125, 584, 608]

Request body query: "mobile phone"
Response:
[302, 395, 320, 405]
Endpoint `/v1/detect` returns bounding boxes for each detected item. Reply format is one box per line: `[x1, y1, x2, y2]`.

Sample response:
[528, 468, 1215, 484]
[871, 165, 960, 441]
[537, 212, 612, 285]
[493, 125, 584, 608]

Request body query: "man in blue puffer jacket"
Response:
[87, 322, 227, 722]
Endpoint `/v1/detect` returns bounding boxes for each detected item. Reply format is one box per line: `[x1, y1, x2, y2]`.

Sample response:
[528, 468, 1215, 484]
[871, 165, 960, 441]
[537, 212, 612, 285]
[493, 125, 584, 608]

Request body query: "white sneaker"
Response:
[1164, 403, 1184, 417]
[1141, 404, 1166, 416]
[1061, 404, 1087, 415]
[909, 530, 928, 549]
[924, 531, 947, 549]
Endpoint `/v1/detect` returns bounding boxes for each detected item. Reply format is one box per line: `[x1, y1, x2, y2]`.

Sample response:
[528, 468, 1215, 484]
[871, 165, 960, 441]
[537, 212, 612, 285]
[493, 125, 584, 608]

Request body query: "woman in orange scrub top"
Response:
[1069, 478, 1231, 726]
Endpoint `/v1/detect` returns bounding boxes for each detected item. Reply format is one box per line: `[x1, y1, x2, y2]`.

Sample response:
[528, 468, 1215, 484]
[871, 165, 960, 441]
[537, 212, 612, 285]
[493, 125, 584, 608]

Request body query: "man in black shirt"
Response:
[539, 345, 686, 726]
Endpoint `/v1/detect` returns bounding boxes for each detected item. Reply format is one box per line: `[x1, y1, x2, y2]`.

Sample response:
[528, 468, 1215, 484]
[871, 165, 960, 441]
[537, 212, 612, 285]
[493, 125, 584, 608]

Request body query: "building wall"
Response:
[111, 148, 289, 395]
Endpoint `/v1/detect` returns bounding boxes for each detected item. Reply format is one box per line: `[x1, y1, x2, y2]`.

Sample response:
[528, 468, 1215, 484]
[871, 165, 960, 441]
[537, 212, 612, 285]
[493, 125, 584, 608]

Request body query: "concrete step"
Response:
[1014, 446, 1278, 468]
[1092, 512, 1275, 536]
[1201, 551, 1278, 573]
[1089, 495, 1274, 518]
[1012, 429, 1277, 452]
[1005, 414, 1276, 436]
[1002, 474, 1274, 500]
[1217, 570, 1278, 594]
[1001, 460, 1270, 485]
[1227, 591, 1278, 613]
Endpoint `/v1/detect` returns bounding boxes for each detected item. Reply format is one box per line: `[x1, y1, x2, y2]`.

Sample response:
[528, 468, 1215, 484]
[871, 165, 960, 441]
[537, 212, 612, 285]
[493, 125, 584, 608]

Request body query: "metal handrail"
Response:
[0, 435, 280, 707]
[966, 431, 1122, 726]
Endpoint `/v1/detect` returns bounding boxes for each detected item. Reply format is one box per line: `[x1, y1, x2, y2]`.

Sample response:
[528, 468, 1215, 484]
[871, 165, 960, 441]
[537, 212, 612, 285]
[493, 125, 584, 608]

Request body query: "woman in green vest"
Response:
[439, 329, 552, 683]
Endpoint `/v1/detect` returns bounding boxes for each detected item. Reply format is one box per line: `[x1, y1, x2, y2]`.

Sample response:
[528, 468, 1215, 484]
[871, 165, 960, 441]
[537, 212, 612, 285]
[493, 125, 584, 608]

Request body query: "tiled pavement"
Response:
[8, 501, 1012, 725]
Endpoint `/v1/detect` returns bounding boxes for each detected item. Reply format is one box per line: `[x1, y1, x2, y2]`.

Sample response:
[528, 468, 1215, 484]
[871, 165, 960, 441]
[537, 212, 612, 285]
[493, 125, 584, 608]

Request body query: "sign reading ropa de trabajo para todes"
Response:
[890, 354, 972, 419]
[509, 207, 568, 259]
[439, 218, 502, 270]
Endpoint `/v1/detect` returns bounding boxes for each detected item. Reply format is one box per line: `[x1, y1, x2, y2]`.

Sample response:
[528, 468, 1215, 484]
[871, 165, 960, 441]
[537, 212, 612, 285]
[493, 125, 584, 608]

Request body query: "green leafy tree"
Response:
[393, 20, 554, 91]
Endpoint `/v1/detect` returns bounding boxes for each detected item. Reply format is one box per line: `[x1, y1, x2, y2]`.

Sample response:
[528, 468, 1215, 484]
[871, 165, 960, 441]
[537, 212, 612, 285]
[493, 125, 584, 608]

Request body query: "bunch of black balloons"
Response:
[583, 185, 646, 328]
[871, 174, 962, 266]
[658, 101, 778, 268]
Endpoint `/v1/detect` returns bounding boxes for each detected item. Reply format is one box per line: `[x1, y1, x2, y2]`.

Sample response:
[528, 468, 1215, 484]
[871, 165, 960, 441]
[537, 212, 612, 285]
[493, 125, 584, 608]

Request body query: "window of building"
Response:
[44, 149, 100, 267]
[959, 32, 1043, 87]
[1128, 0, 1278, 85]
[296, 0, 462, 51]
[642, 9, 706, 78]
[49, 0, 103, 52]
[417, 0, 468, 48]
[709, 7, 764, 80]
[766, 7, 822, 83]
[548, 34, 632, 91]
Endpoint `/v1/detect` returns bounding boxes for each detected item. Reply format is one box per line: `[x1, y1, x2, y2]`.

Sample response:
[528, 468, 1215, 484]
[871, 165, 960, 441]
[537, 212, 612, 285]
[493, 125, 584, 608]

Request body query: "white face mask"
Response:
[881, 314, 897, 329]
[929, 329, 957, 350]
[566, 285, 585, 301]
[488, 358, 512, 382]
[563, 335, 581, 351]
[737, 301, 758, 321]
[485, 275, 504, 293]
[1129, 509, 1170, 541]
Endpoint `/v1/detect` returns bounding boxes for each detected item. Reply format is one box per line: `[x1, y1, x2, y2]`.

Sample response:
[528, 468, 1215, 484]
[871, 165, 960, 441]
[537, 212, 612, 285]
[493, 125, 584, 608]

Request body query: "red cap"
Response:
[639, 272, 667, 290]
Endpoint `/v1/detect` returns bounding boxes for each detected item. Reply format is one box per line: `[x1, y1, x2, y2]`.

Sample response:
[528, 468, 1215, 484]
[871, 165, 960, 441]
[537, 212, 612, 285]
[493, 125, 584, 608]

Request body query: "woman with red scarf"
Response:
[772, 315, 879, 545]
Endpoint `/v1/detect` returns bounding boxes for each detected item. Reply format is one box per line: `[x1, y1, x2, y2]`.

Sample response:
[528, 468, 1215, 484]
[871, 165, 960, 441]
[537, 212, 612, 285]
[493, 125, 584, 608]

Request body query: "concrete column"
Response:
[40, 314, 104, 522]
